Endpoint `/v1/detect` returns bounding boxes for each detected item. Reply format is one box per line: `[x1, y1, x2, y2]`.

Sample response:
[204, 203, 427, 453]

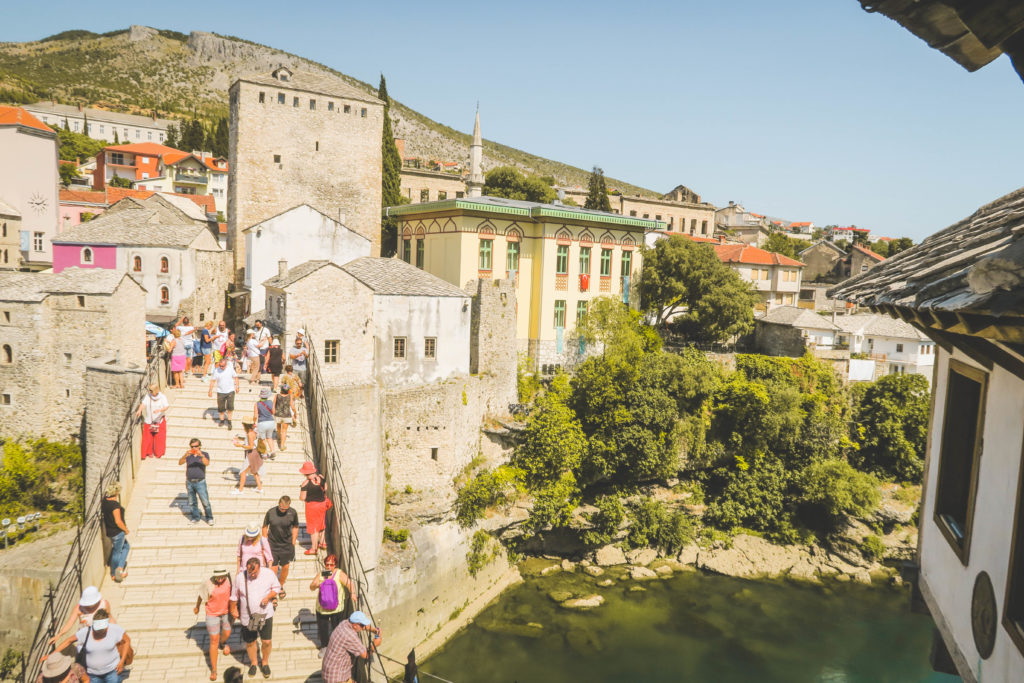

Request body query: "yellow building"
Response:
[387, 196, 660, 370]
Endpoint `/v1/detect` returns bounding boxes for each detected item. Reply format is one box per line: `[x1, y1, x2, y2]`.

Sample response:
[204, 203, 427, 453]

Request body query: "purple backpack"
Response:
[319, 572, 340, 611]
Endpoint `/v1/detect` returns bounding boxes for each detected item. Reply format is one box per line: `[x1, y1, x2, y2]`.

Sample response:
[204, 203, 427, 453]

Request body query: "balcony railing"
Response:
[174, 172, 206, 184]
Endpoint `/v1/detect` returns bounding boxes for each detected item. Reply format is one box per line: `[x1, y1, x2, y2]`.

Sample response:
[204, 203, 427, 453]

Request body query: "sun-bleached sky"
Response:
[4, 0, 1023, 241]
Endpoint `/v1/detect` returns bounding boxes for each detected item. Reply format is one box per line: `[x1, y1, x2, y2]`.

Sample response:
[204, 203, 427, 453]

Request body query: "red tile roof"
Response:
[200, 157, 229, 172]
[103, 142, 183, 157]
[104, 187, 216, 214]
[713, 243, 805, 267]
[60, 189, 107, 204]
[851, 244, 886, 262]
[790, 221, 812, 228]
[0, 105, 52, 133]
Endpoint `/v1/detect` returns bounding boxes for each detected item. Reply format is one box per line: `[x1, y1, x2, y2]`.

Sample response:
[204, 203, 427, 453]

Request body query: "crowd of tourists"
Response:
[38, 321, 382, 683]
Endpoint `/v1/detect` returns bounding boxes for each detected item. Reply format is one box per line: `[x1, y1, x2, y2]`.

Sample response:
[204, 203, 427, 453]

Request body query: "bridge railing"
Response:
[20, 350, 165, 683]
[304, 333, 389, 682]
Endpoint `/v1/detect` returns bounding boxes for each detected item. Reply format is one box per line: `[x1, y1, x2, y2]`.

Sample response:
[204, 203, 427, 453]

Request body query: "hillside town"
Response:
[1, 4, 1023, 683]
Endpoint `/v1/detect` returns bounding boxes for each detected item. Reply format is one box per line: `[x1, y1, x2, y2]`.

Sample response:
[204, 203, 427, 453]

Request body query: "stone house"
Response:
[23, 101, 173, 144]
[386, 195, 657, 369]
[262, 257, 470, 387]
[0, 106, 59, 271]
[712, 242, 804, 312]
[0, 268, 146, 439]
[58, 187, 216, 231]
[228, 67, 385, 282]
[799, 240, 886, 283]
[755, 306, 841, 356]
[714, 201, 771, 246]
[832, 313, 936, 379]
[50, 193, 230, 324]
[400, 167, 467, 204]
[849, 243, 886, 276]
[244, 204, 371, 308]
[830, 185, 1024, 682]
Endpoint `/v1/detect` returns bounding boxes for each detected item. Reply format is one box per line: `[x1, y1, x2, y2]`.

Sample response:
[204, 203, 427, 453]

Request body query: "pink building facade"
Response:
[52, 243, 117, 273]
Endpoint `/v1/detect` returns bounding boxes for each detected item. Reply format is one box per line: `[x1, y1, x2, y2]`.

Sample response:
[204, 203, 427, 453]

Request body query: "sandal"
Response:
[304, 549, 316, 555]
[210, 673, 217, 681]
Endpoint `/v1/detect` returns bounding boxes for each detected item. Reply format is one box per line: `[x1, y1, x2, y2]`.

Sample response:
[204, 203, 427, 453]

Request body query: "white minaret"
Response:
[467, 107, 484, 198]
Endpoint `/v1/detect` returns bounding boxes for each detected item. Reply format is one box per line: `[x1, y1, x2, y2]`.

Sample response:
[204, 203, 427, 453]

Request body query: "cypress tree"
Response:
[379, 74, 403, 257]
[164, 121, 179, 149]
[113, 128, 119, 144]
[212, 117, 229, 157]
[585, 166, 612, 212]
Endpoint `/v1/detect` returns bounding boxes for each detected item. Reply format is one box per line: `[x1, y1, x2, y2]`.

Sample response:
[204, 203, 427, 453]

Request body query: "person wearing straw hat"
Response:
[237, 523, 274, 572]
[101, 482, 129, 583]
[47, 585, 115, 649]
[321, 611, 382, 683]
[299, 461, 329, 554]
[37, 643, 87, 683]
[195, 569, 234, 681]
[230, 557, 281, 679]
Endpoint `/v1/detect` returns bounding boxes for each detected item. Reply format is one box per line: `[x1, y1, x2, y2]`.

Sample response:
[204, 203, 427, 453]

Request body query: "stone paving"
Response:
[103, 373, 328, 682]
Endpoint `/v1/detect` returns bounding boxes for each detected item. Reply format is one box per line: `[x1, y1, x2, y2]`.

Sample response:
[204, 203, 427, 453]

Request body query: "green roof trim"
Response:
[386, 198, 665, 230]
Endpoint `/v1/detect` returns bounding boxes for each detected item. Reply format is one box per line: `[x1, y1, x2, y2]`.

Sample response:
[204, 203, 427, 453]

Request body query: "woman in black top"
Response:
[102, 481, 130, 582]
[265, 339, 284, 392]
[299, 461, 329, 555]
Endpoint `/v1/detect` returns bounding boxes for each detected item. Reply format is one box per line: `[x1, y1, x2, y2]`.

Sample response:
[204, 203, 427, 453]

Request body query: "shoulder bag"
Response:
[244, 571, 267, 632]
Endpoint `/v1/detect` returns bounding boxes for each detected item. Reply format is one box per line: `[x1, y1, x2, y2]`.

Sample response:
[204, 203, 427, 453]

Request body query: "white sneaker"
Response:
[230, 489, 242, 496]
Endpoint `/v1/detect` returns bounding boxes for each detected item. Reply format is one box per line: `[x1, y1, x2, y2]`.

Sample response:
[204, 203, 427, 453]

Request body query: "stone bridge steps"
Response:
[101, 375, 327, 681]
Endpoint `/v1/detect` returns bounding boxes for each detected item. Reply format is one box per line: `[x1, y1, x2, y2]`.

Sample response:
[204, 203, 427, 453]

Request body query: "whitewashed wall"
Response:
[372, 294, 470, 386]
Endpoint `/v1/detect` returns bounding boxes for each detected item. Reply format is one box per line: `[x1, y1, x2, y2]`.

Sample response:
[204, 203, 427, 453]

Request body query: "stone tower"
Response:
[228, 67, 384, 284]
[466, 108, 484, 198]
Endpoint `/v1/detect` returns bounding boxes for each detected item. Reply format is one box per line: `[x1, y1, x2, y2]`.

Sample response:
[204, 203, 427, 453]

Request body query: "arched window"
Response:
[133, 255, 142, 272]
[2, 344, 11, 364]
[160, 286, 170, 304]
[160, 256, 169, 273]
[82, 248, 93, 263]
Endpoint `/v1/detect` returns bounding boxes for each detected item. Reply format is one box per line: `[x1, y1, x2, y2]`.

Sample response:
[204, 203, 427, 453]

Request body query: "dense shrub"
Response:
[467, 530, 501, 577]
[862, 534, 886, 562]
[797, 459, 880, 531]
[454, 465, 522, 527]
[523, 472, 579, 535]
[625, 497, 695, 554]
[0, 439, 82, 517]
[582, 494, 625, 547]
[703, 454, 793, 540]
[852, 374, 929, 482]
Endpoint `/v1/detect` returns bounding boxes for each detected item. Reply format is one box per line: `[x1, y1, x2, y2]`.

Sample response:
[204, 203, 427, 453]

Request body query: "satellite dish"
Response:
[1, 519, 10, 526]
[16, 516, 25, 525]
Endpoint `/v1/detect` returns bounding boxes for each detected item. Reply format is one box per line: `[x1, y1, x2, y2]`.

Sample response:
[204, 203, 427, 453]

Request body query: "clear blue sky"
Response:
[4, 0, 1022, 241]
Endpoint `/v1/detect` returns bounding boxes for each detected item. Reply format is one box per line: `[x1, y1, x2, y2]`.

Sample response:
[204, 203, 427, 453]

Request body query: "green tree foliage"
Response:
[0, 439, 82, 517]
[584, 166, 612, 212]
[164, 120, 180, 149]
[58, 162, 80, 187]
[483, 166, 556, 203]
[582, 494, 625, 546]
[524, 472, 579, 535]
[113, 128, 119, 144]
[517, 355, 542, 404]
[454, 465, 523, 527]
[574, 297, 661, 364]
[108, 175, 132, 188]
[514, 374, 587, 488]
[639, 235, 758, 340]
[570, 354, 684, 486]
[869, 240, 890, 258]
[379, 75, 403, 257]
[888, 237, 914, 255]
[211, 117, 229, 157]
[764, 232, 803, 259]
[852, 373, 930, 482]
[181, 116, 205, 151]
[466, 530, 501, 576]
[50, 125, 105, 162]
[704, 453, 794, 539]
[798, 459, 880, 530]
[625, 497, 695, 553]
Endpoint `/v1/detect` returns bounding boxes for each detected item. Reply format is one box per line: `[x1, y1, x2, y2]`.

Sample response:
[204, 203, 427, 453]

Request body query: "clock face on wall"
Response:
[29, 193, 48, 214]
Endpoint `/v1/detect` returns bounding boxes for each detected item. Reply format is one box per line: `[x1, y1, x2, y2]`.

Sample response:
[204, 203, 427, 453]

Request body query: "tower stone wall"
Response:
[228, 70, 384, 284]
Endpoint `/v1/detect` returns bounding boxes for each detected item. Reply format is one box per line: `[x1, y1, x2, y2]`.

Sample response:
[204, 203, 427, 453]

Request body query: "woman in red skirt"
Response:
[135, 383, 168, 458]
[299, 461, 329, 555]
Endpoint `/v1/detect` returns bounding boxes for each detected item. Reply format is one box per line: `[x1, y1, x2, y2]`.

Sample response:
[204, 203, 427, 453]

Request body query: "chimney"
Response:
[77, 103, 83, 112]
[278, 259, 288, 278]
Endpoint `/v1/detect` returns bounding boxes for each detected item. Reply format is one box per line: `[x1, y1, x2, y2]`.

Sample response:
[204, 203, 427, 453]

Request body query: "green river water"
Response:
[423, 567, 960, 682]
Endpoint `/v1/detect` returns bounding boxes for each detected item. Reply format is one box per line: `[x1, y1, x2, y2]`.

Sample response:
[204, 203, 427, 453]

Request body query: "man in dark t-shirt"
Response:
[262, 496, 299, 597]
[178, 438, 213, 526]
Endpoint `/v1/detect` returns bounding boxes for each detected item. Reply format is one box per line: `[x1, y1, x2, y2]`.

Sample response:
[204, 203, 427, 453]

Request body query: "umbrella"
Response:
[145, 322, 169, 337]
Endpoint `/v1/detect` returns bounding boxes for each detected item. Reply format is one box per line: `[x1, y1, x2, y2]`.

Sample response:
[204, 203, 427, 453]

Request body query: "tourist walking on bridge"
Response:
[237, 524, 274, 571]
[37, 642, 87, 682]
[70, 608, 131, 683]
[321, 611, 382, 683]
[282, 364, 304, 428]
[210, 356, 239, 429]
[275, 384, 293, 451]
[254, 388, 277, 458]
[265, 338, 284, 392]
[102, 482, 129, 583]
[299, 462, 329, 554]
[245, 330, 261, 386]
[230, 557, 281, 679]
[263, 497, 299, 598]
[48, 585, 115, 649]
[310, 553, 355, 657]
[200, 321, 215, 378]
[135, 383, 168, 459]
[168, 328, 188, 389]
[195, 569, 233, 681]
[179, 438, 214, 526]
[233, 422, 264, 495]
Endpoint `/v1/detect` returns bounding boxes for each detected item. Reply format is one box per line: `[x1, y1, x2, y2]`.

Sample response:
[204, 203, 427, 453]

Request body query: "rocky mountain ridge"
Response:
[0, 26, 658, 196]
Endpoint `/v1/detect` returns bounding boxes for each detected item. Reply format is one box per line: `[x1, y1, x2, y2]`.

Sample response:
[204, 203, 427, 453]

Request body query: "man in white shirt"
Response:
[230, 557, 281, 679]
[208, 356, 239, 428]
[254, 320, 271, 365]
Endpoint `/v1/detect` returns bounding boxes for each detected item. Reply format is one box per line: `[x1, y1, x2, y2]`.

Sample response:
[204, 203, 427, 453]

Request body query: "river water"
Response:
[424, 567, 960, 682]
